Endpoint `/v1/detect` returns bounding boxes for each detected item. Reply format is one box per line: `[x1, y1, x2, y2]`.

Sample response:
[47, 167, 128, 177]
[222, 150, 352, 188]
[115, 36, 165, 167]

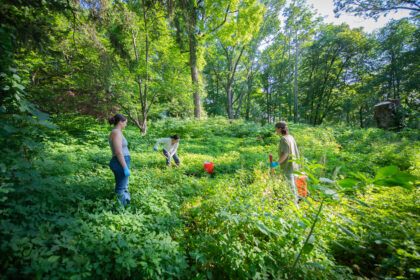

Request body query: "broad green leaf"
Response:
[392, 172, 418, 184]
[349, 172, 368, 182]
[302, 243, 314, 255]
[375, 166, 399, 180]
[338, 178, 358, 188]
[255, 222, 269, 235]
[48, 256, 60, 262]
[12, 82, 24, 91]
[374, 169, 417, 190]
[321, 188, 336, 196]
[12, 73, 20, 81]
[308, 235, 315, 244]
[298, 221, 307, 229]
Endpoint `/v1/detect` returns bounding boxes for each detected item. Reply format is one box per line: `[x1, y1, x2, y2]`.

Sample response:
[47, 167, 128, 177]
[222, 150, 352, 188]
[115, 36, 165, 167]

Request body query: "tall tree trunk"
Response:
[129, 2, 151, 135]
[132, 29, 147, 134]
[142, 2, 149, 134]
[137, 75, 146, 134]
[246, 80, 251, 120]
[227, 81, 233, 119]
[215, 74, 219, 110]
[293, 30, 299, 123]
[234, 90, 245, 119]
[288, 35, 293, 119]
[189, 33, 201, 119]
[266, 87, 270, 123]
[391, 52, 396, 99]
[278, 98, 282, 121]
[395, 54, 401, 99]
[224, 45, 245, 120]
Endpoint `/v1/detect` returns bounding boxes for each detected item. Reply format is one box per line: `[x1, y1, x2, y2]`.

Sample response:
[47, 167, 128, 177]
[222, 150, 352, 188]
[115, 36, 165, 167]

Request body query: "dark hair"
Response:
[171, 134, 180, 140]
[275, 121, 289, 135]
[108, 114, 127, 126]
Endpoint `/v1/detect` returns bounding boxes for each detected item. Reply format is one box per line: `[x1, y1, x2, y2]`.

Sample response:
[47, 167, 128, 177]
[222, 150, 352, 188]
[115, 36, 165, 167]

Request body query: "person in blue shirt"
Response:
[108, 114, 131, 206]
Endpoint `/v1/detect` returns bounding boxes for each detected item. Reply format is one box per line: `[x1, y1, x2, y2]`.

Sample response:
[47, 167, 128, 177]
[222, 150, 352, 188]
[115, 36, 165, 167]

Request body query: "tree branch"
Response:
[208, 4, 231, 33]
[231, 45, 246, 85]
[146, 92, 158, 114]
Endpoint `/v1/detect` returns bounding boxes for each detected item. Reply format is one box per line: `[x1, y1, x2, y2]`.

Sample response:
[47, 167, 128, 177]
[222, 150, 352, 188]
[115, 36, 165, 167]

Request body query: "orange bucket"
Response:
[204, 161, 214, 174]
[295, 175, 308, 197]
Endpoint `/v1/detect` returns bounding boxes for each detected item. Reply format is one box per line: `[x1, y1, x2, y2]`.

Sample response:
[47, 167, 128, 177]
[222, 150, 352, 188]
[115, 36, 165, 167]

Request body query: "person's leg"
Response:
[116, 176, 130, 205]
[121, 156, 131, 204]
[109, 156, 130, 206]
[172, 152, 180, 166]
[163, 149, 171, 166]
[286, 173, 299, 205]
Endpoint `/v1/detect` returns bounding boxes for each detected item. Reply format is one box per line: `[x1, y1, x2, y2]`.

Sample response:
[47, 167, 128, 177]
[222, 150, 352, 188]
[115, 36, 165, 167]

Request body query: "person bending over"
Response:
[154, 135, 180, 167]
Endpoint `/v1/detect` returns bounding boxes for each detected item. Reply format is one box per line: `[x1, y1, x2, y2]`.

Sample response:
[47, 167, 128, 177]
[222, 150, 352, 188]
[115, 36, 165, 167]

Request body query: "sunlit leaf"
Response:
[375, 166, 399, 180]
[302, 243, 314, 255]
[338, 178, 359, 188]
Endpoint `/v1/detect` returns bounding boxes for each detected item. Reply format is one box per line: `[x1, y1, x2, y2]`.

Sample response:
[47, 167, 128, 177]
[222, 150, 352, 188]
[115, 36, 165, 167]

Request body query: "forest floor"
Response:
[1, 117, 418, 279]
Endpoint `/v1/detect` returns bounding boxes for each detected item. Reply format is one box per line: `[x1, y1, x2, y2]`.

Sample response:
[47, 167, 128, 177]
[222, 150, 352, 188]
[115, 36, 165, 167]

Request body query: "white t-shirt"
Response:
[154, 138, 179, 156]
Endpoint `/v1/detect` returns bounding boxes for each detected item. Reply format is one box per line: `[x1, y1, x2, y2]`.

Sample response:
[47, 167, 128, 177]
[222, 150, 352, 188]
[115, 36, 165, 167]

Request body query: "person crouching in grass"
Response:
[154, 135, 180, 167]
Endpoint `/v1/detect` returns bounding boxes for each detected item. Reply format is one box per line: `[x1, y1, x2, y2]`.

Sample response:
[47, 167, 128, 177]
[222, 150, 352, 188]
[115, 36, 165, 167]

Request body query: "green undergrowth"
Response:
[0, 117, 418, 279]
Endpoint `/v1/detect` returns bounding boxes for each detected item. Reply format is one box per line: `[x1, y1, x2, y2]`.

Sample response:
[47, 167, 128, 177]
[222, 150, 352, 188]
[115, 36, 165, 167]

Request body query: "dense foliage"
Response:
[1, 0, 419, 128]
[0, 0, 419, 278]
[1, 117, 418, 279]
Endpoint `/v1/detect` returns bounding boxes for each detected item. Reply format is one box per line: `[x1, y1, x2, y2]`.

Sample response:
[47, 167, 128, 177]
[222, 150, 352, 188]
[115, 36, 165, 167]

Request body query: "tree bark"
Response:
[227, 80, 233, 119]
[288, 34, 293, 119]
[224, 45, 245, 120]
[266, 85, 272, 124]
[188, 28, 201, 118]
[132, 31, 147, 134]
[234, 89, 245, 119]
[143, 1, 149, 134]
[246, 76, 251, 120]
[293, 29, 299, 123]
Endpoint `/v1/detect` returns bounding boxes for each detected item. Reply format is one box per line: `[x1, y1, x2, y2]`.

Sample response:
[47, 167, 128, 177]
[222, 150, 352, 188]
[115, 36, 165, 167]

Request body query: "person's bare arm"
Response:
[111, 131, 127, 168]
[277, 152, 289, 165]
